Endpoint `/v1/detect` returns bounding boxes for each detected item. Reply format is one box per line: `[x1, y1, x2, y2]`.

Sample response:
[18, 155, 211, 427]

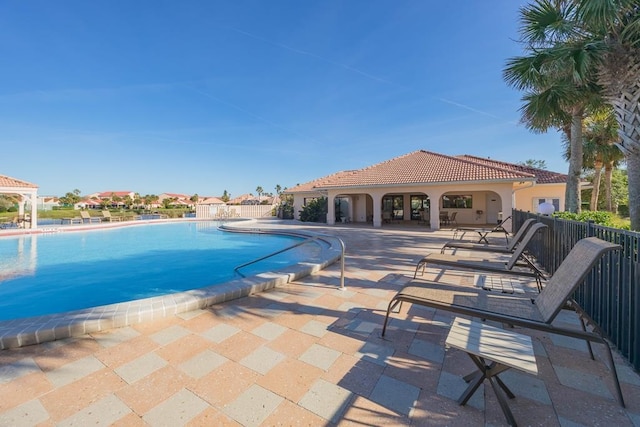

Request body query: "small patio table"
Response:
[445, 317, 538, 427]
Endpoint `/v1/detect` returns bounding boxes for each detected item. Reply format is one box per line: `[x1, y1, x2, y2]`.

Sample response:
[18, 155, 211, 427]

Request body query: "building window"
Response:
[534, 198, 560, 212]
[442, 195, 472, 209]
[410, 195, 430, 220]
[382, 195, 404, 220]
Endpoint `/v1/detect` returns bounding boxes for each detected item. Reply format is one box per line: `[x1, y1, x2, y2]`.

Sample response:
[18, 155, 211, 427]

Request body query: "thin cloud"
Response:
[436, 97, 503, 120]
[187, 85, 323, 146]
[226, 26, 406, 89]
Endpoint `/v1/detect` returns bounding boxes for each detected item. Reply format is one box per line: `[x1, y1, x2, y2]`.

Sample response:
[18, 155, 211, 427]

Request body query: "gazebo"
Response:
[0, 174, 38, 229]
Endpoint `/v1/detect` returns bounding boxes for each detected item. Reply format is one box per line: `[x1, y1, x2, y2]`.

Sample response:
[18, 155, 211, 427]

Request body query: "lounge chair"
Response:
[382, 237, 625, 407]
[415, 223, 548, 290]
[439, 211, 450, 226]
[454, 215, 512, 243]
[0, 216, 19, 229]
[441, 218, 538, 254]
[80, 210, 101, 224]
[101, 210, 123, 222]
[448, 212, 458, 226]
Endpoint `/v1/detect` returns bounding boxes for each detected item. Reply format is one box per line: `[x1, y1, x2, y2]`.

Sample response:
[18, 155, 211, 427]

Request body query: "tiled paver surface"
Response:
[1, 222, 640, 426]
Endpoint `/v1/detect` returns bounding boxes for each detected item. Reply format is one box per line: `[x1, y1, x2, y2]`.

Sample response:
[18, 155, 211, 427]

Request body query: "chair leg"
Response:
[382, 298, 402, 336]
[602, 340, 626, 408]
[579, 317, 596, 361]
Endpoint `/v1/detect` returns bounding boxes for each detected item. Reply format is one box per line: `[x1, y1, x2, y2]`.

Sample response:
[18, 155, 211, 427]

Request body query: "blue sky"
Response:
[0, 0, 567, 198]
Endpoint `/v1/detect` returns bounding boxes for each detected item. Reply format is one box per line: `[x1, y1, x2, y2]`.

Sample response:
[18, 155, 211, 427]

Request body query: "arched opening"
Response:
[380, 192, 431, 226]
[438, 190, 503, 226]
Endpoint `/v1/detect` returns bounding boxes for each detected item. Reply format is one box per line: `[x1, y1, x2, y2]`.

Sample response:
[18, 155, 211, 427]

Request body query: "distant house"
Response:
[86, 191, 136, 207]
[285, 150, 570, 229]
[228, 194, 258, 205]
[37, 196, 60, 211]
[158, 193, 198, 207]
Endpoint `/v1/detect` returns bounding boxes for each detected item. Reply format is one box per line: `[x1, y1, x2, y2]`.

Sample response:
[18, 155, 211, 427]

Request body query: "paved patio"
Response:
[1, 222, 639, 426]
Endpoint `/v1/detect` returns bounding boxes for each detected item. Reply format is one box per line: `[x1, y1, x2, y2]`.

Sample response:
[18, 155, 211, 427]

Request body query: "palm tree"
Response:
[256, 186, 264, 202]
[508, 0, 640, 227]
[582, 108, 624, 211]
[504, 1, 602, 213]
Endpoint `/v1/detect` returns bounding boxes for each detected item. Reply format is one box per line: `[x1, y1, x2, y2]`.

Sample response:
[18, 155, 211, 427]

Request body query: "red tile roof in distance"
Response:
[456, 155, 568, 184]
[0, 175, 38, 188]
[287, 150, 536, 192]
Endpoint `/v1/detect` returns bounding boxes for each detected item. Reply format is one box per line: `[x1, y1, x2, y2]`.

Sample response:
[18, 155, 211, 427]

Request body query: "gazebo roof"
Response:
[0, 174, 38, 190]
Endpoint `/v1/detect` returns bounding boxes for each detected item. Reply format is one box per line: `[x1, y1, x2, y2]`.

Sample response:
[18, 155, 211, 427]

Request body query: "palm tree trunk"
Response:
[565, 108, 584, 213]
[604, 162, 614, 212]
[590, 159, 603, 211]
[599, 46, 640, 229]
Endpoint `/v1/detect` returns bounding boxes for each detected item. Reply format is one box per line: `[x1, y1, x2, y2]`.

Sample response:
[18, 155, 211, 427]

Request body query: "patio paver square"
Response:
[300, 320, 330, 338]
[409, 338, 445, 363]
[369, 374, 420, 416]
[58, 393, 130, 427]
[46, 355, 105, 388]
[251, 322, 287, 341]
[0, 357, 40, 385]
[437, 370, 484, 410]
[240, 346, 285, 375]
[178, 349, 228, 379]
[0, 399, 49, 427]
[224, 384, 283, 427]
[115, 352, 167, 384]
[554, 365, 614, 400]
[150, 325, 191, 346]
[299, 344, 341, 371]
[201, 323, 240, 344]
[298, 379, 353, 423]
[143, 388, 209, 426]
[355, 341, 395, 366]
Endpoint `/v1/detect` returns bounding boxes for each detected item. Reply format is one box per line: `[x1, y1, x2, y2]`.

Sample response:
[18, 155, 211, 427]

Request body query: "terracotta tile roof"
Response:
[97, 191, 133, 198]
[286, 150, 536, 192]
[0, 174, 38, 189]
[456, 155, 567, 184]
[200, 197, 225, 204]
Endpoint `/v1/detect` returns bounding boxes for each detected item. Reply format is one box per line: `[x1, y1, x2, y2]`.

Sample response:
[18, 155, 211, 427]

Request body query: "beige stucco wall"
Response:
[514, 183, 566, 213]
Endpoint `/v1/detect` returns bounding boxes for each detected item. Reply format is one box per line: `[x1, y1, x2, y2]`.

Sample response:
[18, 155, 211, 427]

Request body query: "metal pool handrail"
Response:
[229, 230, 346, 289]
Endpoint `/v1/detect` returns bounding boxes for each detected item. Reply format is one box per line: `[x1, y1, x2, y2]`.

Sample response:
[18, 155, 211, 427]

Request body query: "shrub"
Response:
[618, 205, 629, 217]
[553, 210, 615, 227]
[299, 197, 327, 222]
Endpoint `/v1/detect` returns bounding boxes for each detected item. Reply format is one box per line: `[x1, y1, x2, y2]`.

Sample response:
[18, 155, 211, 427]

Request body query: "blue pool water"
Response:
[0, 221, 319, 321]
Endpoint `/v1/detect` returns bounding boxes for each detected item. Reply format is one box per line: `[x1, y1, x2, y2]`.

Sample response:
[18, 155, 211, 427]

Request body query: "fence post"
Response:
[587, 219, 595, 237]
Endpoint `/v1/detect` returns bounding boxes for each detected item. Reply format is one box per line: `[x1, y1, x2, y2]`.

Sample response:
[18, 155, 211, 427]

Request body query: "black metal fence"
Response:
[513, 210, 640, 372]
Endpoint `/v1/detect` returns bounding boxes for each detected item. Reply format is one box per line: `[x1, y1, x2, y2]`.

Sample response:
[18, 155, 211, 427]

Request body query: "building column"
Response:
[326, 193, 336, 225]
[29, 192, 38, 229]
[429, 190, 445, 230]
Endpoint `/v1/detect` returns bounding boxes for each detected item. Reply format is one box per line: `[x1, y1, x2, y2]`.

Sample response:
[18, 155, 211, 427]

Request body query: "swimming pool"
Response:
[0, 221, 322, 321]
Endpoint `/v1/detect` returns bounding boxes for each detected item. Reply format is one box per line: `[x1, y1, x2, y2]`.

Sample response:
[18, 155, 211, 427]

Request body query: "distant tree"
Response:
[518, 159, 547, 170]
[162, 197, 175, 209]
[581, 108, 624, 211]
[143, 194, 159, 210]
[123, 195, 133, 209]
[59, 190, 81, 206]
[110, 192, 122, 207]
[275, 184, 282, 195]
[221, 190, 230, 203]
[256, 186, 264, 201]
[190, 193, 199, 204]
[133, 193, 142, 208]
